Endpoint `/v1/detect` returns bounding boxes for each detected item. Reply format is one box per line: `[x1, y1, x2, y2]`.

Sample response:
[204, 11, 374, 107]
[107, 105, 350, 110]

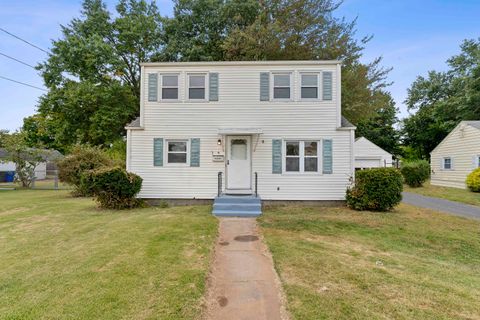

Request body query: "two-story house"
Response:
[125, 61, 356, 216]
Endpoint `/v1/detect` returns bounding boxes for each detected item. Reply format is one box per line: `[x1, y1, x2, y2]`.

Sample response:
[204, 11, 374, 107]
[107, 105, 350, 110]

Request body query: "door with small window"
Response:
[226, 136, 251, 190]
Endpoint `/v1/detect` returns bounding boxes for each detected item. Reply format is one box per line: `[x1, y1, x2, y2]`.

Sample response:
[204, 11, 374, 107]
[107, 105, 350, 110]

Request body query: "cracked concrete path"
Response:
[204, 218, 288, 320]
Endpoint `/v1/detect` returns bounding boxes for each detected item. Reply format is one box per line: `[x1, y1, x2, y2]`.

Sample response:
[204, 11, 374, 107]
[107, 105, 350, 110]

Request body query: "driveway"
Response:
[402, 192, 480, 220]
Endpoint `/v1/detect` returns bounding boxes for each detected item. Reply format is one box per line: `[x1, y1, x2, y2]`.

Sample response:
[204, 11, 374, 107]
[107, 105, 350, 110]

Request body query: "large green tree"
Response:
[356, 94, 400, 156]
[25, 0, 397, 152]
[402, 38, 480, 159]
[24, 0, 163, 149]
[165, 0, 394, 124]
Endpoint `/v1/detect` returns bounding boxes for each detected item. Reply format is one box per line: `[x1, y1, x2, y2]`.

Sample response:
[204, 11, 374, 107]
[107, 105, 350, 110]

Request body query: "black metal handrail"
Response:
[217, 171, 222, 197]
[254, 172, 258, 197]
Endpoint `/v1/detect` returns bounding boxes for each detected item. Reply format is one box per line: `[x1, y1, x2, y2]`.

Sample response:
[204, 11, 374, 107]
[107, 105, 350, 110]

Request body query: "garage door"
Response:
[355, 158, 382, 169]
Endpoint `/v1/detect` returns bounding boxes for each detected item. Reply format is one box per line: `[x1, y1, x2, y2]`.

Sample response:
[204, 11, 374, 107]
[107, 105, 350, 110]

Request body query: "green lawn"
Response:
[404, 180, 480, 206]
[0, 189, 217, 319]
[260, 204, 480, 320]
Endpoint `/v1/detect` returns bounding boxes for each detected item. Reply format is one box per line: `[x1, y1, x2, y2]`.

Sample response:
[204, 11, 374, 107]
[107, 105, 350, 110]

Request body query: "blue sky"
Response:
[0, 0, 479, 131]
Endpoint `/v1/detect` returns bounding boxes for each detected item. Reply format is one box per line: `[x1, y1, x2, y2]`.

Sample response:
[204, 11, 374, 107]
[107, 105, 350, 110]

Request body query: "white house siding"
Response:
[354, 137, 393, 169]
[431, 123, 480, 189]
[128, 61, 354, 200]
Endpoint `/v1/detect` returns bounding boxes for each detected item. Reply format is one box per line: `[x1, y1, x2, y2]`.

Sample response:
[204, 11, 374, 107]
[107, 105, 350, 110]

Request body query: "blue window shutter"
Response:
[260, 72, 270, 101]
[272, 139, 282, 174]
[148, 73, 158, 102]
[153, 138, 163, 166]
[322, 71, 332, 101]
[323, 139, 333, 174]
[190, 138, 200, 167]
[209, 73, 219, 101]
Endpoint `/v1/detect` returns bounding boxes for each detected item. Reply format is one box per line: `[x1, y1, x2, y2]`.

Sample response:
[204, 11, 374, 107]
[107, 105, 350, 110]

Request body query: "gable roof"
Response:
[340, 116, 355, 129]
[125, 117, 141, 129]
[430, 120, 480, 154]
[354, 137, 392, 156]
[463, 121, 480, 130]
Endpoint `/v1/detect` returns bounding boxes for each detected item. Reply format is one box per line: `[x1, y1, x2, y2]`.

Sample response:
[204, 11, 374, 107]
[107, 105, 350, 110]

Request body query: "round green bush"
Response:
[466, 168, 480, 192]
[88, 167, 143, 209]
[400, 160, 430, 188]
[57, 145, 112, 196]
[346, 167, 403, 211]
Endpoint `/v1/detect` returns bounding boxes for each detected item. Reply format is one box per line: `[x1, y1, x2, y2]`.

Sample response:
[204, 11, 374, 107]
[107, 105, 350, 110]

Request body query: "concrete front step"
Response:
[212, 195, 262, 217]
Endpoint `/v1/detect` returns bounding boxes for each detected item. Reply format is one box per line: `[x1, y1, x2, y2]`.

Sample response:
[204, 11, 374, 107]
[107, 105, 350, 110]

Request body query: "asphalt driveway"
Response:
[402, 192, 480, 220]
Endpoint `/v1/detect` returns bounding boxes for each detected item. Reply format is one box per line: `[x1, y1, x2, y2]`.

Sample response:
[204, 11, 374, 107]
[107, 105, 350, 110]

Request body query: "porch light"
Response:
[217, 139, 222, 145]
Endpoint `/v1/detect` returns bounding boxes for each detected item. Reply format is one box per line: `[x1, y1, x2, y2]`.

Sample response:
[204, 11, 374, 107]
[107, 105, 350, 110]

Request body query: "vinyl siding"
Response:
[354, 137, 393, 168]
[431, 123, 480, 189]
[128, 62, 353, 200]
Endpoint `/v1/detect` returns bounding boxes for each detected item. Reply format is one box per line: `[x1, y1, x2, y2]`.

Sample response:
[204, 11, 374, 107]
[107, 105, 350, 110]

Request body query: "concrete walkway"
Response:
[205, 218, 288, 320]
[403, 192, 480, 220]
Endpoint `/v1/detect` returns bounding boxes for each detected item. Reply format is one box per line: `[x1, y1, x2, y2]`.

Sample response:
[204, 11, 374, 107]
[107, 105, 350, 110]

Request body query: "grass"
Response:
[404, 180, 480, 206]
[259, 204, 480, 320]
[0, 189, 217, 319]
[0, 178, 71, 190]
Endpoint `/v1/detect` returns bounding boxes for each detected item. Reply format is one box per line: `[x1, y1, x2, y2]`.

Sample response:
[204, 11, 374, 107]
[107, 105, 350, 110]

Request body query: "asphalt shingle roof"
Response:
[126, 117, 141, 128]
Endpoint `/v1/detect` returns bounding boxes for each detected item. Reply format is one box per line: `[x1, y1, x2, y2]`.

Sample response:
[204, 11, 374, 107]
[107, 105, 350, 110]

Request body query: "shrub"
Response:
[57, 145, 112, 196]
[88, 167, 143, 209]
[400, 160, 430, 187]
[346, 168, 403, 211]
[466, 168, 480, 192]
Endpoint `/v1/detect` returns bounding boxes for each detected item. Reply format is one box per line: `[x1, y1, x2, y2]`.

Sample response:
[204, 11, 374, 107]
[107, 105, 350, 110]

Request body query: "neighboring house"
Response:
[126, 60, 356, 215]
[354, 137, 393, 169]
[0, 148, 63, 181]
[431, 121, 480, 189]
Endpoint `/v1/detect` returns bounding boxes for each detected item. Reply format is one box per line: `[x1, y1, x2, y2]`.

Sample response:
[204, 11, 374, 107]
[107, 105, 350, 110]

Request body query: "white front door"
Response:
[226, 136, 251, 190]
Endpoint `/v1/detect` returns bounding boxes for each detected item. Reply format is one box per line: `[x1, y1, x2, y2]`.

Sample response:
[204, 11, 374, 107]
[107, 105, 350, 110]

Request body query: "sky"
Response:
[0, 0, 479, 131]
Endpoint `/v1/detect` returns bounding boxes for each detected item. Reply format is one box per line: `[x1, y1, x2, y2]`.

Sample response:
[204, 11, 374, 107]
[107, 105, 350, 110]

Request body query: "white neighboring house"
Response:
[125, 61, 356, 214]
[354, 137, 393, 169]
[430, 121, 480, 189]
[0, 148, 62, 181]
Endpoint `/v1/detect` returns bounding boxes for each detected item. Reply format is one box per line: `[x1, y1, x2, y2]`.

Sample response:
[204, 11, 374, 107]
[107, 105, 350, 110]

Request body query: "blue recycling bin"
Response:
[5, 171, 15, 182]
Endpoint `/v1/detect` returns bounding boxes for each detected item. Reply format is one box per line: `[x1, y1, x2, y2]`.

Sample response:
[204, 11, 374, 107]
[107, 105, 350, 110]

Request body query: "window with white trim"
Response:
[161, 74, 179, 100]
[443, 157, 452, 170]
[300, 73, 319, 99]
[188, 74, 206, 100]
[285, 141, 320, 173]
[273, 73, 291, 99]
[167, 140, 188, 164]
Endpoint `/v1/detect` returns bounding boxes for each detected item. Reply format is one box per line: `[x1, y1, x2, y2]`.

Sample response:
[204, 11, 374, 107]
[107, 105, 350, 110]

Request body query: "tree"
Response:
[24, 0, 163, 149]
[402, 38, 480, 159]
[1, 133, 45, 188]
[356, 95, 400, 155]
[164, 0, 394, 124]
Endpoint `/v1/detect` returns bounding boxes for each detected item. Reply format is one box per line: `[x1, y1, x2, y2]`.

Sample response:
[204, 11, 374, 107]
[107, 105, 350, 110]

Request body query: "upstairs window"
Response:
[301, 74, 319, 99]
[167, 140, 188, 164]
[443, 157, 452, 170]
[273, 74, 291, 99]
[188, 74, 206, 100]
[161, 74, 179, 100]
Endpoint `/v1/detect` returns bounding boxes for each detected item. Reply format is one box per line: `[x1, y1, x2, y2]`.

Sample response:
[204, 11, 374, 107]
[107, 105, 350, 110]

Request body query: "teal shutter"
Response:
[190, 138, 200, 167]
[323, 139, 333, 174]
[148, 73, 158, 102]
[153, 138, 163, 166]
[209, 73, 219, 101]
[272, 139, 282, 174]
[322, 71, 332, 101]
[260, 72, 270, 101]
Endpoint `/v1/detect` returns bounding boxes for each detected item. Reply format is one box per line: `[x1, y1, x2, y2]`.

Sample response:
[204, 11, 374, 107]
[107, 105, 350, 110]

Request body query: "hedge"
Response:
[466, 168, 480, 192]
[346, 167, 403, 211]
[401, 160, 430, 188]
